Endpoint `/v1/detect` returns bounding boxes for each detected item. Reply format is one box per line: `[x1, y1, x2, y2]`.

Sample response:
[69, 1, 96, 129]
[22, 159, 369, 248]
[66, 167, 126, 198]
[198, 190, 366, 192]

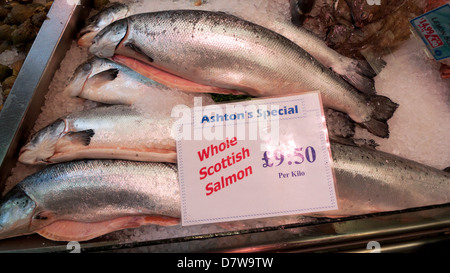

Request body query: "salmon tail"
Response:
[369, 95, 399, 121]
[360, 47, 387, 75]
[342, 59, 378, 95]
[361, 119, 389, 138]
[361, 95, 399, 138]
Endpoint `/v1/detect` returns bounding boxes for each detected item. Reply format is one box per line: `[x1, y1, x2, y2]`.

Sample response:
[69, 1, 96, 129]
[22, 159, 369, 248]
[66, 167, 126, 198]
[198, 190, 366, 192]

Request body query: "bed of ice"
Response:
[355, 37, 450, 170]
[1, 0, 449, 250]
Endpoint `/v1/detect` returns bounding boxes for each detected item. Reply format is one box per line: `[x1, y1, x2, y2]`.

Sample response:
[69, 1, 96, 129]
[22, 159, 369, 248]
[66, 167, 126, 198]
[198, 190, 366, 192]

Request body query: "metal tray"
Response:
[0, 0, 449, 253]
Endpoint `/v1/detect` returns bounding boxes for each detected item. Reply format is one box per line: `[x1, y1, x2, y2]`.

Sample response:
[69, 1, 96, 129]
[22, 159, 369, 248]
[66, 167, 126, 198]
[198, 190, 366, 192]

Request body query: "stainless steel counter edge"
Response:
[2, 204, 448, 253]
[215, 205, 450, 253]
[0, 1, 91, 193]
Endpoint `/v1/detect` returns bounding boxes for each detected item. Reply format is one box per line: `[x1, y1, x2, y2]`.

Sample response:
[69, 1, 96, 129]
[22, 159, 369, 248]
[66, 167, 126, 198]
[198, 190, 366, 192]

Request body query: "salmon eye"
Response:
[82, 63, 92, 71]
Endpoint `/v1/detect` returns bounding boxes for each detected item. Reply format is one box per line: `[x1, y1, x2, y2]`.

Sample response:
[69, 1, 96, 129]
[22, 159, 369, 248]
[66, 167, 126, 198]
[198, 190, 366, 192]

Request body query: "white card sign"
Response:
[175, 93, 337, 226]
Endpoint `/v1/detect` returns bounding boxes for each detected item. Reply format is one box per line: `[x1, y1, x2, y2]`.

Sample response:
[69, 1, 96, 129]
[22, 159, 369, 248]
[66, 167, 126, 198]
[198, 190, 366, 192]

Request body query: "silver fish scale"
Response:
[123, 10, 369, 121]
[19, 160, 181, 222]
[67, 105, 175, 150]
[128, 11, 319, 88]
[330, 143, 450, 214]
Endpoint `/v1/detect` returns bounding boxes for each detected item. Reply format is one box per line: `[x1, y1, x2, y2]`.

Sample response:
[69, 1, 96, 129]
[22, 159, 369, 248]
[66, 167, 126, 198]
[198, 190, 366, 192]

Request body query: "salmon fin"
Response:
[369, 95, 399, 121]
[342, 59, 377, 95]
[124, 42, 154, 63]
[342, 73, 375, 95]
[94, 68, 119, 81]
[84, 69, 119, 91]
[36, 216, 180, 242]
[360, 47, 387, 75]
[30, 211, 56, 231]
[355, 59, 378, 79]
[326, 109, 355, 138]
[33, 211, 55, 221]
[66, 129, 95, 146]
[360, 94, 398, 138]
[361, 118, 389, 138]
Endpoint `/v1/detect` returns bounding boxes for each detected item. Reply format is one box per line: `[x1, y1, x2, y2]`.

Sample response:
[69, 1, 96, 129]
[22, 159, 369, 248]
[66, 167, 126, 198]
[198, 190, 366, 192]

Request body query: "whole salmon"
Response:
[18, 105, 176, 165]
[2, 143, 449, 241]
[89, 10, 398, 138]
[0, 160, 180, 241]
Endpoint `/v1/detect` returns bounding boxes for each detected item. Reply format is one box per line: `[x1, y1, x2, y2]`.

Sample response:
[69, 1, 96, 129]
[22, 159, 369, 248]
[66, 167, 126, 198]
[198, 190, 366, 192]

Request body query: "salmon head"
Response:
[64, 57, 120, 97]
[64, 60, 94, 97]
[18, 117, 96, 165]
[78, 2, 129, 47]
[0, 187, 36, 240]
[18, 120, 66, 165]
[89, 19, 128, 59]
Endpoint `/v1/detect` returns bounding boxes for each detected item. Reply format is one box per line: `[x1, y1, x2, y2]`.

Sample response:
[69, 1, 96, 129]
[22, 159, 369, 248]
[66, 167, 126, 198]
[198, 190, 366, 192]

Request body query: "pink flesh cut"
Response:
[36, 215, 180, 242]
[112, 55, 245, 95]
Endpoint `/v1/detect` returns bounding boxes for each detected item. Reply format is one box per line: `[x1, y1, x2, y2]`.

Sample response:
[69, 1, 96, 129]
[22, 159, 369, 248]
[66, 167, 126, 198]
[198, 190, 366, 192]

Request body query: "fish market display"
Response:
[0, 160, 180, 241]
[1, 0, 448, 247]
[1, 143, 449, 241]
[18, 105, 176, 165]
[65, 57, 200, 106]
[89, 9, 398, 138]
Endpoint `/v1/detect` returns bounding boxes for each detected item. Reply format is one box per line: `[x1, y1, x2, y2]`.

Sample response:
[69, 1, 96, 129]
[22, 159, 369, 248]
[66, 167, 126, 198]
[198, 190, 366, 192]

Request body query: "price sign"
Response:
[175, 92, 337, 226]
[410, 4, 450, 60]
[261, 146, 317, 168]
